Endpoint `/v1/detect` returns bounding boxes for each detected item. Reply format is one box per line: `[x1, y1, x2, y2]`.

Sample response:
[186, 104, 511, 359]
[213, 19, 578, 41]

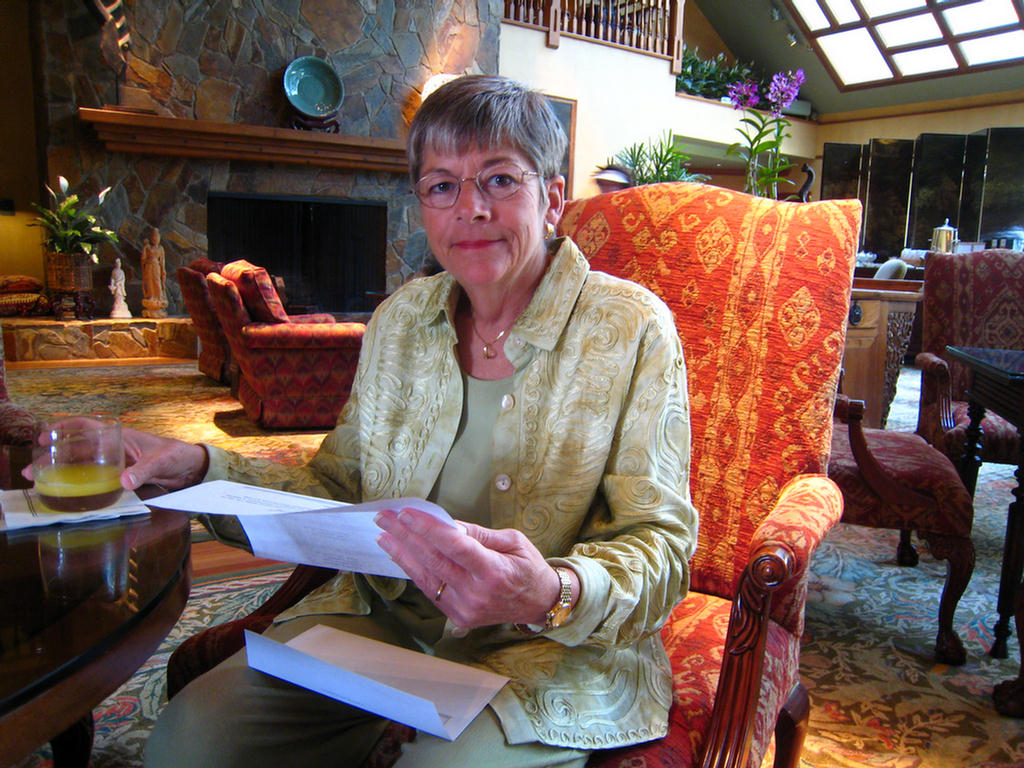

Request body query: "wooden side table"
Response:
[0, 499, 190, 766]
[944, 346, 1024, 716]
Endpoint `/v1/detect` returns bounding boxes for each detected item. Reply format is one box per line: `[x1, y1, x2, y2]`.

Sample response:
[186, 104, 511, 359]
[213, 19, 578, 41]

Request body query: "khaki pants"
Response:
[145, 613, 591, 768]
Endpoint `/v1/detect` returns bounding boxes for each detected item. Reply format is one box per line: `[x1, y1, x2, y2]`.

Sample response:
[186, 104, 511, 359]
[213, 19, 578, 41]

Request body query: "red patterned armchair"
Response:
[0, 332, 34, 447]
[829, 394, 974, 665]
[176, 258, 233, 386]
[915, 249, 1024, 467]
[556, 182, 859, 768]
[206, 260, 365, 429]
[167, 185, 861, 768]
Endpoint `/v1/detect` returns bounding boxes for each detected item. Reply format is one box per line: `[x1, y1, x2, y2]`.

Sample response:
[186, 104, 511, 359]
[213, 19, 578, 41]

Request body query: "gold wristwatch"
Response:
[544, 566, 574, 630]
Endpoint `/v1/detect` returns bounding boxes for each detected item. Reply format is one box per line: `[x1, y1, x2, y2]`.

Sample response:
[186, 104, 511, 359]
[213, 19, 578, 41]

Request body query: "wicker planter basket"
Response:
[45, 251, 93, 294]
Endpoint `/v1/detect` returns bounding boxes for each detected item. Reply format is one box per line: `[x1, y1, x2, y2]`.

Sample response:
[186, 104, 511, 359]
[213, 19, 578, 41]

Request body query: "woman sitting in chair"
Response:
[60, 76, 699, 767]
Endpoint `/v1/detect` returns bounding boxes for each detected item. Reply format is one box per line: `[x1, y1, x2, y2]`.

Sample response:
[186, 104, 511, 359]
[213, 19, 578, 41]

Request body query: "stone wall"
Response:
[34, 0, 500, 316]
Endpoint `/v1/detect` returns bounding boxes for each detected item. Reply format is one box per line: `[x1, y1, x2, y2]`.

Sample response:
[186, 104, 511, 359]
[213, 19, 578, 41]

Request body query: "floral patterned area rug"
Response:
[6, 362, 1024, 767]
[6, 362, 327, 466]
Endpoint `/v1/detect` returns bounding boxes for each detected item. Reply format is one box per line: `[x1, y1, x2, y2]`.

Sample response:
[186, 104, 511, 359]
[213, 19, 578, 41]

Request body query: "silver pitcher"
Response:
[931, 219, 959, 253]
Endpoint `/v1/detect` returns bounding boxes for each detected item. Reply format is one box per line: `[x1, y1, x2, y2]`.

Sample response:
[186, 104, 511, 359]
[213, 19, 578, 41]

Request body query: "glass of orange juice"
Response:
[32, 415, 125, 512]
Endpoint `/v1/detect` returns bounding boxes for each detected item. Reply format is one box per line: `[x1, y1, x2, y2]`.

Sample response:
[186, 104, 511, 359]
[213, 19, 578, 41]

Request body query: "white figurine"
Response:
[109, 257, 132, 318]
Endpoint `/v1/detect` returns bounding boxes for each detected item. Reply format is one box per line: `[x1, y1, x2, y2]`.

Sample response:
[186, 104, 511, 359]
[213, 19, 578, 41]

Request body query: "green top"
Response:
[428, 372, 510, 527]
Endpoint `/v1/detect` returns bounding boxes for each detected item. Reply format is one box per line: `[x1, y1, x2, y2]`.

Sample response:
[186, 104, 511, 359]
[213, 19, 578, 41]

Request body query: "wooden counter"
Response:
[841, 278, 923, 428]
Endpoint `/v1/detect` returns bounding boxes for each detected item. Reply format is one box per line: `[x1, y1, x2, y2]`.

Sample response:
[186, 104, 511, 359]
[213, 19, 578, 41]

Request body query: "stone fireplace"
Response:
[207, 191, 387, 314]
[31, 1, 500, 318]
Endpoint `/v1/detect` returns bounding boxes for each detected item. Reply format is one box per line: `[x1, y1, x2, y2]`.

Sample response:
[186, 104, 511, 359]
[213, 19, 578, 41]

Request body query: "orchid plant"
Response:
[726, 69, 806, 198]
[30, 176, 118, 262]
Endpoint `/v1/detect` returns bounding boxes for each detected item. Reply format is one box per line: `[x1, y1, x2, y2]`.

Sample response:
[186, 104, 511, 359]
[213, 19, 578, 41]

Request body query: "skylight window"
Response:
[860, 0, 924, 15]
[959, 29, 1024, 65]
[893, 45, 959, 76]
[943, 0, 1018, 34]
[818, 29, 893, 84]
[822, 0, 858, 26]
[783, 0, 1024, 89]
[877, 15, 942, 47]
[791, 0, 829, 29]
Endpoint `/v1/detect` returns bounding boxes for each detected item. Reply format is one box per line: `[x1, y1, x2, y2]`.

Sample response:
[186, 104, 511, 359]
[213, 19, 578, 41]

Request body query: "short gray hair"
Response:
[407, 75, 567, 183]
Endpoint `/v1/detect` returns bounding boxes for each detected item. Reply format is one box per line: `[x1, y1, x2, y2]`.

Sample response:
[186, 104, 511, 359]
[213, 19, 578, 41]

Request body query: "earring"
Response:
[545, 222, 556, 239]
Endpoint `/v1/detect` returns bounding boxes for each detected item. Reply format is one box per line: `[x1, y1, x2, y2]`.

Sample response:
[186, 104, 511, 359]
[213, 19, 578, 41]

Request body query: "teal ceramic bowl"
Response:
[283, 57, 343, 118]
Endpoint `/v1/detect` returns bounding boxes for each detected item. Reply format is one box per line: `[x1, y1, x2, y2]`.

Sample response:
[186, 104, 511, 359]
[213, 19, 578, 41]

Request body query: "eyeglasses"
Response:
[413, 164, 541, 209]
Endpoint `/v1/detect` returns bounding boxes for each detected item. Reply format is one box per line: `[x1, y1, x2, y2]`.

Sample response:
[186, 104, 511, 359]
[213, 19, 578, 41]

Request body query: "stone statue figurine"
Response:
[109, 257, 131, 318]
[141, 227, 168, 319]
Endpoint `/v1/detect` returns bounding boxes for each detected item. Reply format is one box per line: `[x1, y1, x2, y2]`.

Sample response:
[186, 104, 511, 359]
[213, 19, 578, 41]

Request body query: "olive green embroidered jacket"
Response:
[204, 238, 699, 749]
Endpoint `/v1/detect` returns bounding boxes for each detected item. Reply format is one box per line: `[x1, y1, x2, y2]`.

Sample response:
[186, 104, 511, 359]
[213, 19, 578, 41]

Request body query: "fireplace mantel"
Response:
[78, 108, 408, 173]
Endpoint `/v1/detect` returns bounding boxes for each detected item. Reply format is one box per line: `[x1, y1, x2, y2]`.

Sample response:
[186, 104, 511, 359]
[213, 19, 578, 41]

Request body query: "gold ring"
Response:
[434, 582, 447, 601]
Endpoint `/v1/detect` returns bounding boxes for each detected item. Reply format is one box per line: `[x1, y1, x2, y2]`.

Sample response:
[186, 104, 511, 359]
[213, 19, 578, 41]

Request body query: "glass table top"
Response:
[946, 347, 1024, 381]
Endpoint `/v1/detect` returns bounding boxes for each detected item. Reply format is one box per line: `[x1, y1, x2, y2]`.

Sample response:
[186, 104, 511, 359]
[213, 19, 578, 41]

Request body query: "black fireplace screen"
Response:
[207, 192, 387, 314]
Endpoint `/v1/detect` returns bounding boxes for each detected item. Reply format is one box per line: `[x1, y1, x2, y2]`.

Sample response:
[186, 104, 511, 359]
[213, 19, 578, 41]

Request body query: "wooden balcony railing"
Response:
[504, 0, 684, 73]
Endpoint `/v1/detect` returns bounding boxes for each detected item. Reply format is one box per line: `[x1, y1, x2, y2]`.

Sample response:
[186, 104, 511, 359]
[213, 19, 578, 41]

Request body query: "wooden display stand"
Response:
[841, 278, 923, 428]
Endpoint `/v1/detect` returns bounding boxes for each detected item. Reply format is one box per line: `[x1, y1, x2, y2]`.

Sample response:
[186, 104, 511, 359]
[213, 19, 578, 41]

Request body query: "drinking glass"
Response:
[32, 415, 125, 512]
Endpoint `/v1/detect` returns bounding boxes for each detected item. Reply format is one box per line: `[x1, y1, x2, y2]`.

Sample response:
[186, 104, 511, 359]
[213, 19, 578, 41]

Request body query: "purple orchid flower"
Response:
[767, 69, 806, 116]
[727, 80, 760, 110]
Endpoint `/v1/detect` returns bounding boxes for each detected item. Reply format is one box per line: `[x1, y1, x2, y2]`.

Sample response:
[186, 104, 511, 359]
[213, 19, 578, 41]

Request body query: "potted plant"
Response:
[29, 176, 118, 320]
[613, 131, 709, 185]
[675, 47, 759, 101]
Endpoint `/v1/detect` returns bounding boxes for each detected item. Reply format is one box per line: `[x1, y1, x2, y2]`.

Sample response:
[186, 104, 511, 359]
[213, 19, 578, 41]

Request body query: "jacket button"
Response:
[494, 474, 512, 491]
[501, 394, 515, 411]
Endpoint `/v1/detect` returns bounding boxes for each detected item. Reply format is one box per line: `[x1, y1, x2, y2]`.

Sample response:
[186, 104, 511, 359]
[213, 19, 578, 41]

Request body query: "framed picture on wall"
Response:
[544, 95, 576, 199]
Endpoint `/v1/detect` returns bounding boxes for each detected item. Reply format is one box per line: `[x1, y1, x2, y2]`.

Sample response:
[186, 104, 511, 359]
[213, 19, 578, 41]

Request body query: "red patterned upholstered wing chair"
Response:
[915, 249, 1024, 468]
[557, 182, 861, 768]
[176, 258, 233, 386]
[205, 260, 365, 429]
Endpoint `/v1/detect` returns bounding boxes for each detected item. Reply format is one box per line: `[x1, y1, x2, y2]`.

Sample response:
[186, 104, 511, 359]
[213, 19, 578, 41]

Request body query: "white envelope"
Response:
[245, 625, 508, 741]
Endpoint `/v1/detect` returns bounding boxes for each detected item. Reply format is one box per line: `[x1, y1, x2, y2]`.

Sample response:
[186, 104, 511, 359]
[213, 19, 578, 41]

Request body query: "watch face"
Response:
[549, 603, 572, 628]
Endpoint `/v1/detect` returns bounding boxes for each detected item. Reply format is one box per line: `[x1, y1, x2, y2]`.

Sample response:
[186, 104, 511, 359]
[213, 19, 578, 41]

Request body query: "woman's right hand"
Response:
[120, 428, 209, 491]
[21, 427, 208, 491]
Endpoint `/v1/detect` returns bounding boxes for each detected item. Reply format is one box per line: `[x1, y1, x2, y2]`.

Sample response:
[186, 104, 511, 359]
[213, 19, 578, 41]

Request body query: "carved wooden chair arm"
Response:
[914, 352, 956, 439]
[698, 541, 795, 768]
[835, 395, 934, 510]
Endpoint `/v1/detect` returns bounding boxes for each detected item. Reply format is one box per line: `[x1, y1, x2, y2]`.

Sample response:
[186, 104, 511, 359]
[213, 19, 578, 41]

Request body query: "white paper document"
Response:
[0, 488, 149, 531]
[245, 625, 508, 740]
[151, 480, 456, 578]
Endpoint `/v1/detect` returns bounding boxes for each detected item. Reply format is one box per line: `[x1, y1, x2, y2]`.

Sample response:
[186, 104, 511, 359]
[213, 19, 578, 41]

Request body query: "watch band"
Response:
[544, 566, 574, 630]
[514, 566, 575, 634]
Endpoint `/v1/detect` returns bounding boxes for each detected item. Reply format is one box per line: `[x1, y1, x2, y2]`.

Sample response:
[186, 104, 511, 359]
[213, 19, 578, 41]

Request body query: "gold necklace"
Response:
[470, 317, 513, 359]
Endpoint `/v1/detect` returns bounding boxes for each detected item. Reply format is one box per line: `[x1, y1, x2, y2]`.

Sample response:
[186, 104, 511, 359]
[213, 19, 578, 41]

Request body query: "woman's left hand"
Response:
[375, 507, 574, 629]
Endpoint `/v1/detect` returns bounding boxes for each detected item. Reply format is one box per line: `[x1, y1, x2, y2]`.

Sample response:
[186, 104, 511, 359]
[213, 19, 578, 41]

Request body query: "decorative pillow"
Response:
[220, 260, 289, 323]
[0, 275, 44, 294]
[0, 292, 50, 317]
[188, 257, 225, 276]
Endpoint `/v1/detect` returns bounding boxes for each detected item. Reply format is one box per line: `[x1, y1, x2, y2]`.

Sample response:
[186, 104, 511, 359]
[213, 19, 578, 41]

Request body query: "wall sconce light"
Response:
[786, 29, 799, 46]
[422, 73, 460, 100]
